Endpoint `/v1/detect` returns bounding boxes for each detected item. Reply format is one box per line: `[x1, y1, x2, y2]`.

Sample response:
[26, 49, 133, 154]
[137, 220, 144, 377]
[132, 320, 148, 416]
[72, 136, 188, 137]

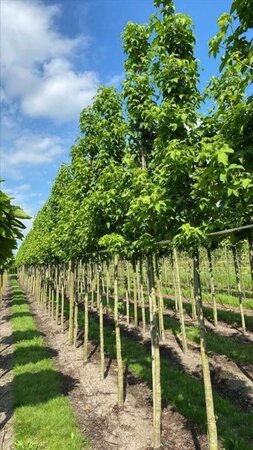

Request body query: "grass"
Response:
[106, 296, 253, 366]
[121, 285, 253, 329]
[164, 296, 253, 332]
[9, 278, 88, 450]
[203, 292, 253, 310]
[166, 285, 253, 310]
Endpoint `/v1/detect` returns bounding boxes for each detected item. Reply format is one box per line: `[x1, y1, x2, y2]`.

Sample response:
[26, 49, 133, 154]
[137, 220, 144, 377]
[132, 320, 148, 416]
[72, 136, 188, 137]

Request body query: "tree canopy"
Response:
[0, 182, 30, 268]
[16, 0, 253, 265]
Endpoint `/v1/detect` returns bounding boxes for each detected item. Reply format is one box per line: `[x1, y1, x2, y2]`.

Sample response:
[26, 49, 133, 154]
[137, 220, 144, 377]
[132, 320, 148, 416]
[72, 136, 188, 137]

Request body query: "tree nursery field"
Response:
[1, 0, 253, 449]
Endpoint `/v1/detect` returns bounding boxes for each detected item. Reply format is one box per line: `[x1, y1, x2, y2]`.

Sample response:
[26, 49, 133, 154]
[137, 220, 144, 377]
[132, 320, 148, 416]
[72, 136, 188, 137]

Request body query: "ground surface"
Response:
[3, 281, 253, 449]
[0, 289, 13, 450]
[27, 292, 209, 450]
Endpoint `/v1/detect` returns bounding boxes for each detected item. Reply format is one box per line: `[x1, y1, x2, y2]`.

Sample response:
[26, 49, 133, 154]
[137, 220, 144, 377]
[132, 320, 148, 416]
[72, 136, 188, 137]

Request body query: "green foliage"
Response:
[99, 233, 127, 255]
[204, 0, 253, 234]
[16, 0, 252, 265]
[0, 182, 30, 267]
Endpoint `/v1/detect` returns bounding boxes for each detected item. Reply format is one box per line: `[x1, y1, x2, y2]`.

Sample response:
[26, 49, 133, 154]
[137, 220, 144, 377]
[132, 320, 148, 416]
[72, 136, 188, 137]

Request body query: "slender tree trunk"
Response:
[132, 260, 138, 327]
[50, 284, 55, 319]
[171, 257, 179, 312]
[225, 246, 231, 296]
[55, 265, 60, 324]
[97, 259, 105, 379]
[193, 251, 218, 450]
[147, 256, 161, 450]
[207, 249, 218, 327]
[140, 257, 146, 334]
[106, 260, 110, 312]
[232, 246, 246, 334]
[47, 264, 51, 315]
[114, 254, 124, 406]
[68, 260, 75, 345]
[188, 259, 197, 320]
[84, 290, 89, 363]
[173, 248, 187, 353]
[96, 263, 100, 310]
[154, 255, 164, 341]
[101, 261, 105, 295]
[248, 230, 253, 289]
[74, 290, 79, 347]
[0, 271, 3, 305]
[126, 261, 131, 325]
[61, 284, 65, 331]
[91, 262, 95, 309]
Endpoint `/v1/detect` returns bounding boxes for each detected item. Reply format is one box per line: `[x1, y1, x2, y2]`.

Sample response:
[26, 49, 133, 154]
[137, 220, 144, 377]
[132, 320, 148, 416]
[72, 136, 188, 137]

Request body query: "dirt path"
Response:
[0, 288, 13, 450]
[26, 291, 208, 450]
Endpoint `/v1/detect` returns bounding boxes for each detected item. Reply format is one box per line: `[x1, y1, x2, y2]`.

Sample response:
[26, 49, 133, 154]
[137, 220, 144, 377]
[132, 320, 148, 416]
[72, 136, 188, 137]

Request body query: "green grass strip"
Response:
[110, 297, 253, 366]
[170, 286, 253, 310]
[164, 296, 253, 333]
[10, 278, 88, 450]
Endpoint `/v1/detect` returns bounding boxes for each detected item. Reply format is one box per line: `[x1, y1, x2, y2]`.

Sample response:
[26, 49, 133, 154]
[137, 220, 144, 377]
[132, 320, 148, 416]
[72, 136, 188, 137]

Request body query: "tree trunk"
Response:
[84, 290, 89, 363]
[55, 265, 60, 324]
[193, 251, 218, 450]
[188, 259, 197, 320]
[232, 246, 246, 334]
[114, 254, 124, 406]
[126, 261, 130, 325]
[147, 256, 161, 450]
[248, 230, 253, 289]
[74, 291, 79, 347]
[225, 246, 231, 296]
[154, 255, 164, 341]
[68, 260, 75, 345]
[132, 260, 138, 327]
[98, 259, 105, 379]
[171, 257, 179, 312]
[0, 271, 3, 304]
[207, 249, 218, 327]
[61, 284, 65, 331]
[140, 257, 146, 334]
[106, 260, 110, 312]
[173, 248, 187, 353]
[91, 262, 95, 309]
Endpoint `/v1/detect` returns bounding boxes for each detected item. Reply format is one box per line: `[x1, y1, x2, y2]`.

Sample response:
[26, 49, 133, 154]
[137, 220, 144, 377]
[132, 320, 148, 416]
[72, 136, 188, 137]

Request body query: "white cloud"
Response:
[22, 59, 99, 121]
[107, 73, 124, 87]
[1, 0, 99, 122]
[5, 184, 39, 212]
[1, 132, 65, 179]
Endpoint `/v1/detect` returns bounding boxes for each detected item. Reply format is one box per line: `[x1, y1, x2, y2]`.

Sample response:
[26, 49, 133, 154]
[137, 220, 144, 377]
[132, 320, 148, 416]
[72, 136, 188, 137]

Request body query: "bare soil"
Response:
[0, 288, 13, 450]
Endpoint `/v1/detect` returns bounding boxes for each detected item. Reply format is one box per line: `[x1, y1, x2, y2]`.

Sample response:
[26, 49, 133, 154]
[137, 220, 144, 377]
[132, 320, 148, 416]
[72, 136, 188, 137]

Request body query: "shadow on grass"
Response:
[13, 369, 78, 408]
[2, 311, 35, 321]
[0, 329, 45, 346]
[13, 344, 58, 366]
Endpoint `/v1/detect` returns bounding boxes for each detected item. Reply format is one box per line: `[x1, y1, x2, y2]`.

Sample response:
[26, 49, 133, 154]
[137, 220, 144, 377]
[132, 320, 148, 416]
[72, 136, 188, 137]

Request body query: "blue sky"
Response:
[1, 0, 232, 235]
